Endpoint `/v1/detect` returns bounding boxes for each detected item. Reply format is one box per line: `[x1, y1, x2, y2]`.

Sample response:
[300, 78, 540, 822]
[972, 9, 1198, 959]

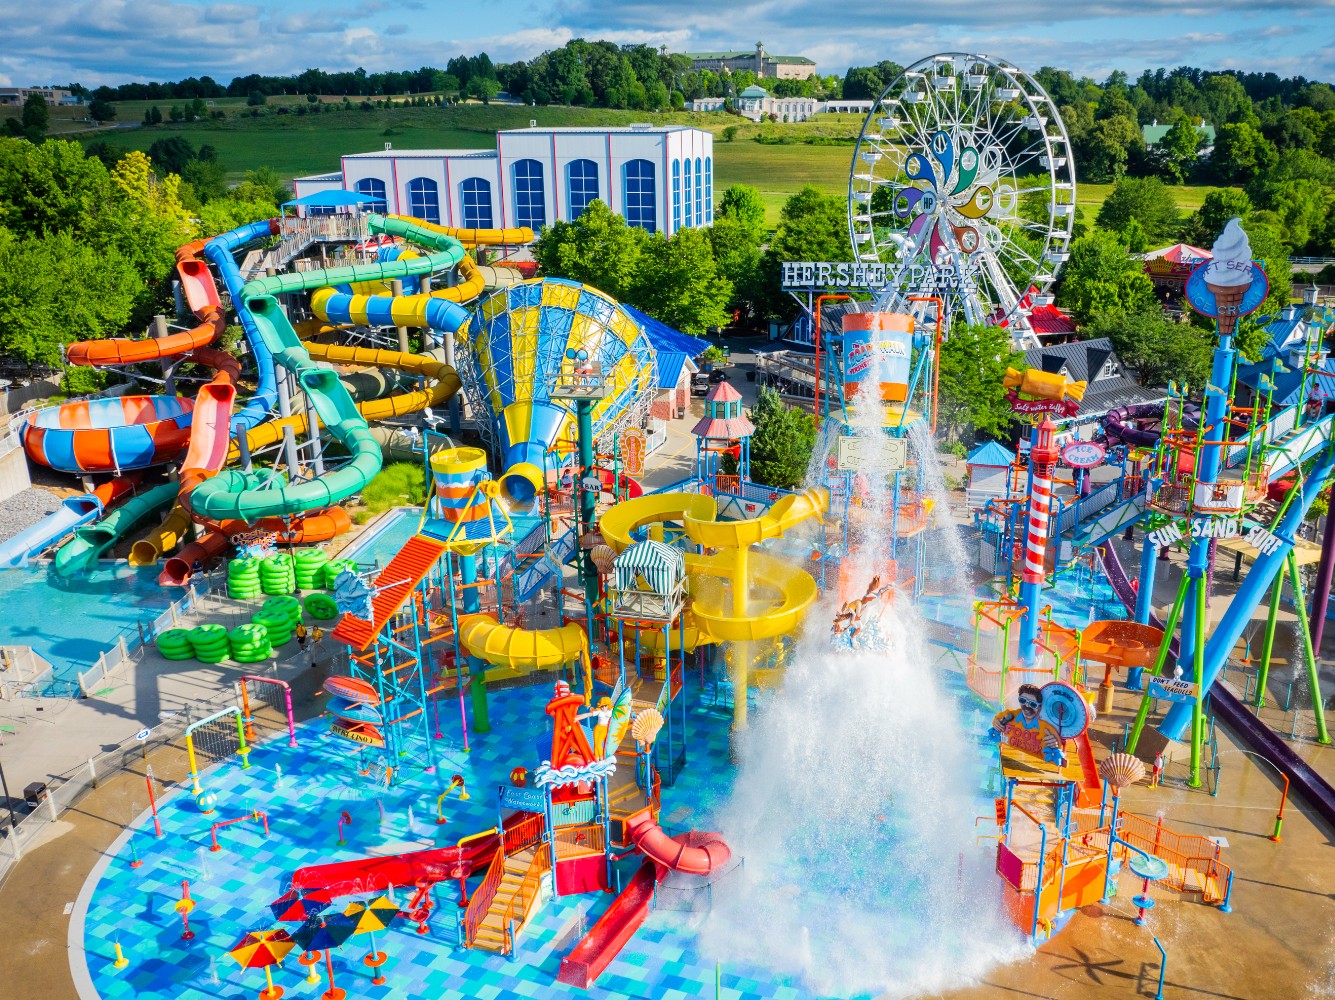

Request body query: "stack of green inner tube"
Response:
[259, 553, 296, 595]
[228, 624, 273, 663]
[227, 558, 262, 599]
[261, 595, 302, 627]
[303, 593, 340, 621]
[293, 547, 329, 590]
[322, 559, 357, 589]
[156, 628, 194, 661]
[251, 612, 294, 646]
[189, 623, 230, 663]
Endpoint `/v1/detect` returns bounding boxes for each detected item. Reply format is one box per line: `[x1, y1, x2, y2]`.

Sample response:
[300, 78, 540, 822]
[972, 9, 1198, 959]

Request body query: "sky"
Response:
[2, 0, 1333, 89]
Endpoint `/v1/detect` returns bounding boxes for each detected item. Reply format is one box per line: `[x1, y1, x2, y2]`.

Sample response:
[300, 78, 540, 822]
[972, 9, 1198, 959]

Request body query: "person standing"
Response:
[1151, 750, 1165, 787]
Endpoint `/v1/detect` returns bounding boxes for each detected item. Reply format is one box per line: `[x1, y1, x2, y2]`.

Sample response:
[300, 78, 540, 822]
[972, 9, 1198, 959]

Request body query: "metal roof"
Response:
[342, 149, 497, 159]
[967, 441, 1016, 467]
[620, 304, 712, 358]
[655, 351, 694, 390]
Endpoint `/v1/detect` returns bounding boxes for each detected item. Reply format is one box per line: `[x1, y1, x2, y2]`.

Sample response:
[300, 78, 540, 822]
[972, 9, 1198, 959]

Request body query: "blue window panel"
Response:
[513, 159, 546, 229]
[354, 177, 387, 214]
[460, 177, 493, 229]
[683, 159, 693, 228]
[694, 157, 703, 227]
[623, 159, 656, 232]
[672, 160, 681, 232]
[567, 159, 599, 220]
[705, 156, 713, 223]
[406, 176, 440, 224]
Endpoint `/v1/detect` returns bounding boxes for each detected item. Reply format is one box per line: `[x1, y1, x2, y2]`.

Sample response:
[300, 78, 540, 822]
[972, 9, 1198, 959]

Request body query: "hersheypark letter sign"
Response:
[781, 259, 985, 293]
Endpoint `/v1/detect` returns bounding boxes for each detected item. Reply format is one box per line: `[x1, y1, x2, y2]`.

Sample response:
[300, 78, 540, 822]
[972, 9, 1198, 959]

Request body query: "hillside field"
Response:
[77, 101, 1229, 225]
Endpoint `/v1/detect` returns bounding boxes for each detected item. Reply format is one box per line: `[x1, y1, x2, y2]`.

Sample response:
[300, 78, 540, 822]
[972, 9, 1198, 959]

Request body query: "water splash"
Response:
[274, 763, 284, 787]
[195, 847, 212, 882]
[702, 392, 1025, 998]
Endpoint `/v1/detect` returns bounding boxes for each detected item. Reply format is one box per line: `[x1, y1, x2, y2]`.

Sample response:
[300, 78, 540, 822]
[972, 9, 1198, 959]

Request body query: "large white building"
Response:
[293, 124, 715, 236]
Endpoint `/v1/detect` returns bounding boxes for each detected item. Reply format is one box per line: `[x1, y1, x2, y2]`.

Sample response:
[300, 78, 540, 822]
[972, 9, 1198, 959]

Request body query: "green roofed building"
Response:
[1142, 121, 1216, 151]
[684, 42, 816, 80]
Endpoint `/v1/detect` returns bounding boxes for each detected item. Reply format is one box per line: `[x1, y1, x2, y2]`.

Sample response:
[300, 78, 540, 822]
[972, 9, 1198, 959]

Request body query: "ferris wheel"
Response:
[848, 53, 1076, 338]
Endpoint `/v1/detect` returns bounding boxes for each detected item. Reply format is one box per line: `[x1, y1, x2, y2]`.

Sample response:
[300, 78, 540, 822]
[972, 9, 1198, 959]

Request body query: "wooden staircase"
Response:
[332, 534, 447, 651]
[470, 846, 548, 953]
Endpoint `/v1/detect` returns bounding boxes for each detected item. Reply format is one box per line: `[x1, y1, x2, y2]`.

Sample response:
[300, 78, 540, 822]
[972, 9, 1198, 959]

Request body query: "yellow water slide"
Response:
[456, 614, 592, 688]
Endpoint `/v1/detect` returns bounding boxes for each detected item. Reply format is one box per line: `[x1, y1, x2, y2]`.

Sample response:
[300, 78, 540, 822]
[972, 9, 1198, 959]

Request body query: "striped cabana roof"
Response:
[613, 539, 685, 597]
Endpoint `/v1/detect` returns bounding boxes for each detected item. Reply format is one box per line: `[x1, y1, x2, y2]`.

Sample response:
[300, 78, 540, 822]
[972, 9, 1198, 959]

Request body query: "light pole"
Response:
[1218, 749, 1289, 842]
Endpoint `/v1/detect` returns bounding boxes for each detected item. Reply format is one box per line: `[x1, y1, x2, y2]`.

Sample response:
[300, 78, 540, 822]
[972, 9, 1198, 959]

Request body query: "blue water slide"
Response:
[1158, 446, 1335, 741]
[315, 290, 471, 335]
[202, 220, 280, 434]
[0, 494, 103, 568]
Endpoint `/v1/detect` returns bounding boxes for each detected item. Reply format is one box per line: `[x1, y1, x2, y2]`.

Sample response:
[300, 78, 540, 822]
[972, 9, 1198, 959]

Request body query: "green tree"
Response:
[1094, 176, 1180, 244]
[1084, 307, 1212, 389]
[760, 185, 853, 316]
[747, 385, 817, 489]
[1155, 115, 1202, 183]
[707, 214, 763, 321]
[467, 77, 500, 103]
[148, 135, 196, 176]
[631, 227, 732, 335]
[1183, 188, 1252, 246]
[0, 228, 142, 366]
[936, 323, 1021, 442]
[181, 156, 228, 202]
[240, 165, 292, 206]
[1056, 228, 1157, 324]
[20, 93, 48, 140]
[246, 89, 266, 106]
[716, 183, 767, 237]
[1080, 115, 1139, 182]
[533, 199, 647, 299]
[1211, 122, 1278, 183]
[1241, 218, 1293, 325]
[89, 99, 116, 123]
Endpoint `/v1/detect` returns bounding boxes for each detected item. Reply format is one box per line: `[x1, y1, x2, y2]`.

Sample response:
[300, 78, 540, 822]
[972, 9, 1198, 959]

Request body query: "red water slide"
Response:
[557, 814, 730, 989]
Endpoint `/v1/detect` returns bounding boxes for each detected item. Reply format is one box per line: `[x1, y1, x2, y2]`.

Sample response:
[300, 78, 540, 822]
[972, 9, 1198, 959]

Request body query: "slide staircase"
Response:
[332, 534, 447, 650]
[462, 813, 548, 953]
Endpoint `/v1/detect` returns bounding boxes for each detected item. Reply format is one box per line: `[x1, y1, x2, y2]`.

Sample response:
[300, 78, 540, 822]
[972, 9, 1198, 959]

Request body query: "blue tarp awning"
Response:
[621, 304, 712, 358]
[281, 189, 379, 209]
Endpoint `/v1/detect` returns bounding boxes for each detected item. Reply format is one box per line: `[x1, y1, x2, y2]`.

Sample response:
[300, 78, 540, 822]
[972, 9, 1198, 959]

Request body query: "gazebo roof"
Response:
[967, 441, 1016, 467]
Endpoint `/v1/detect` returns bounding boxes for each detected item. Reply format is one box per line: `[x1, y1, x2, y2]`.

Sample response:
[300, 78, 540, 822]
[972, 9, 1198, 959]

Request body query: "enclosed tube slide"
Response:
[186, 214, 468, 523]
[52, 481, 180, 577]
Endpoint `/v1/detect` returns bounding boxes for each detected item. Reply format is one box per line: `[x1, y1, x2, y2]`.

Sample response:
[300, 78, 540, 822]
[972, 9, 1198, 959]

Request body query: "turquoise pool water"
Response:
[339, 507, 421, 569]
[0, 564, 173, 681]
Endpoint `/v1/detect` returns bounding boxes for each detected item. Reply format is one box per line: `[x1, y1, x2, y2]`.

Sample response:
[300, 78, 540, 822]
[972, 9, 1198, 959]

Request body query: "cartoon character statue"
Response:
[988, 683, 1067, 766]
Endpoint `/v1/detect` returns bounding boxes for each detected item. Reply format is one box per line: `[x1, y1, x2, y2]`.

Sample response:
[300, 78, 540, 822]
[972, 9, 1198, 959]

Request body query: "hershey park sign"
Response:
[782, 259, 985, 293]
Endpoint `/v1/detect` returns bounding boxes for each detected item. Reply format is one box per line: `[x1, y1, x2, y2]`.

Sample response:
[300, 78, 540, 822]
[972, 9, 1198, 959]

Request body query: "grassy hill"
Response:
[77, 99, 1229, 225]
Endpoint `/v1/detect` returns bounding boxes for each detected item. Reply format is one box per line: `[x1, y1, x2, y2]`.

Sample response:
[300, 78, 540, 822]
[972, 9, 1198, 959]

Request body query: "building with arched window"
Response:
[294, 124, 712, 237]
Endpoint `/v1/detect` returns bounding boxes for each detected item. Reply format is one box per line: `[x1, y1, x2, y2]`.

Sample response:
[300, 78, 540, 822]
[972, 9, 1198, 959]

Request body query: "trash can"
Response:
[23, 782, 47, 809]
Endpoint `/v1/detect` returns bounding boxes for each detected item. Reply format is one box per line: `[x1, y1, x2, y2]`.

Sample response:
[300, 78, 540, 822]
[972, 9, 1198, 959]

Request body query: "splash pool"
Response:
[337, 507, 421, 569]
[0, 563, 172, 682]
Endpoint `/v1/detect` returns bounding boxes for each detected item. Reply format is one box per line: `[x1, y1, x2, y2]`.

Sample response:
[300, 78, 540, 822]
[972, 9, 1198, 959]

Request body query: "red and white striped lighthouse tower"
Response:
[1018, 415, 1059, 662]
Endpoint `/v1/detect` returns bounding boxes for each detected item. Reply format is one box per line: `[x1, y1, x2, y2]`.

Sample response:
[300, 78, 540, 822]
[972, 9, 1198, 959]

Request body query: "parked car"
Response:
[708, 370, 729, 384]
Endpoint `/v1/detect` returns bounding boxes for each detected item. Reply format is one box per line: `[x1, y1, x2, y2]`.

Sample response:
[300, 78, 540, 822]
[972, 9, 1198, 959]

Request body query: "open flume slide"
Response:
[283, 812, 534, 900]
[558, 815, 730, 989]
[0, 475, 142, 568]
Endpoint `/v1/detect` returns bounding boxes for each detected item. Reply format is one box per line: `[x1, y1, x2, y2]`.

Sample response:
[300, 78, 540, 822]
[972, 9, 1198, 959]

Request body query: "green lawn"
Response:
[77, 101, 1235, 227]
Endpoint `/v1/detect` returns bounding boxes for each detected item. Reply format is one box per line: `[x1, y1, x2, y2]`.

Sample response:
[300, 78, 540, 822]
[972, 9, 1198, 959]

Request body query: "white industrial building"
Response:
[292, 124, 715, 235]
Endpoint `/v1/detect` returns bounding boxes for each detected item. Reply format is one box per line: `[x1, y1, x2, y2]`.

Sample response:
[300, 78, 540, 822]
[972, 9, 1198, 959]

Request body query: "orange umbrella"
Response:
[343, 895, 400, 985]
[227, 928, 296, 1000]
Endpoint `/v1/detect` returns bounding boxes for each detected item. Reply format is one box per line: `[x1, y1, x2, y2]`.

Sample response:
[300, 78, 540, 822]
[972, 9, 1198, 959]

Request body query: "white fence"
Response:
[74, 579, 215, 698]
[0, 647, 54, 701]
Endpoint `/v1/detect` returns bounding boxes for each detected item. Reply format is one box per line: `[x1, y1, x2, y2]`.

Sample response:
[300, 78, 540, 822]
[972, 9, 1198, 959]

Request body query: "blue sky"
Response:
[1, 0, 1331, 88]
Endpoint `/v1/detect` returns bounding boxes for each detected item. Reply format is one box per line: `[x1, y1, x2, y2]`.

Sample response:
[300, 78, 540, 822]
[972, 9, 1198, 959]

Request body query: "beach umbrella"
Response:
[293, 915, 357, 1000]
[344, 895, 400, 984]
[227, 928, 295, 1000]
[269, 888, 332, 923]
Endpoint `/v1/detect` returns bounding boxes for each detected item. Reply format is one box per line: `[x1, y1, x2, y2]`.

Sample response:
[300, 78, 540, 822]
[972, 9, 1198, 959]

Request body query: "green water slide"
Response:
[54, 482, 181, 577]
[188, 215, 466, 523]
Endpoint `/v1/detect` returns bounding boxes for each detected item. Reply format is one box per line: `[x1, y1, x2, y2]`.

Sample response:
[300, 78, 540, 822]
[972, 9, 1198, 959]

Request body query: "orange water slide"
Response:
[157, 507, 352, 587]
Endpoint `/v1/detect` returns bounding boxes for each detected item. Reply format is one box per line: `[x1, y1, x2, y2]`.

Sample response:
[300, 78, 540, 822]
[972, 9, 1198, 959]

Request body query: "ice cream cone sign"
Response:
[1185, 218, 1269, 336]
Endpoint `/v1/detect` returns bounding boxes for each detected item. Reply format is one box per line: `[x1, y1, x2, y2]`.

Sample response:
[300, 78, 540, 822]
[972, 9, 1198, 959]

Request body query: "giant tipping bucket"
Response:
[456, 279, 657, 505]
[430, 446, 491, 524]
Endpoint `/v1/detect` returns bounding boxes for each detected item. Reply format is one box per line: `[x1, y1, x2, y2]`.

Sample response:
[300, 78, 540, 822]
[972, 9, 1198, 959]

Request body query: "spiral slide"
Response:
[187, 214, 468, 524]
[598, 489, 827, 649]
[455, 614, 591, 684]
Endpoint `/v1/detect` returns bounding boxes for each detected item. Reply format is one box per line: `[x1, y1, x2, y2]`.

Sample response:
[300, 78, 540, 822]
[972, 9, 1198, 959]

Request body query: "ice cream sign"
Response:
[1184, 218, 1269, 335]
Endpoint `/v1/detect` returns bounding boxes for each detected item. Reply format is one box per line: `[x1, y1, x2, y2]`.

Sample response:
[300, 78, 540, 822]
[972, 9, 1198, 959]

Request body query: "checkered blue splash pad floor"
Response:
[77, 671, 982, 1000]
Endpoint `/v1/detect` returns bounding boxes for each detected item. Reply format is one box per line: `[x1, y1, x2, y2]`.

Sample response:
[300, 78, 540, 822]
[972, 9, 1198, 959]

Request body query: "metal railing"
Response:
[73, 579, 216, 698]
[462, 811, 544, 948]
[500, 841, 551, 954]
[0, 681, 244, 887]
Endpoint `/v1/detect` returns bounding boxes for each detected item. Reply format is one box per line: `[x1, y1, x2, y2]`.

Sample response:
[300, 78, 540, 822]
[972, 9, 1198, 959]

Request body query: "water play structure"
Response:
[13, 54, 1331, 1000]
